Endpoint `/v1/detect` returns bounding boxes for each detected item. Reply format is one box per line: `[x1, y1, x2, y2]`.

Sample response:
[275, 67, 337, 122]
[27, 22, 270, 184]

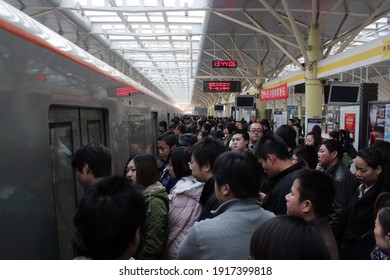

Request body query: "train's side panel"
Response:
[0, 4, 178, 259]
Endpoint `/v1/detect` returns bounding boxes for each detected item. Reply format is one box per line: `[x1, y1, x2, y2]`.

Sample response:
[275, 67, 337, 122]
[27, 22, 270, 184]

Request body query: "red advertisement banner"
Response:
[344, 113, 356, 140]
[260, 84, 288, 101]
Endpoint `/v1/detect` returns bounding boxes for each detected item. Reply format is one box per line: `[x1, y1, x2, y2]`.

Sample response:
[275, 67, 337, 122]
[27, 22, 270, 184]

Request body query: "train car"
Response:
[0, 1, 180, 259]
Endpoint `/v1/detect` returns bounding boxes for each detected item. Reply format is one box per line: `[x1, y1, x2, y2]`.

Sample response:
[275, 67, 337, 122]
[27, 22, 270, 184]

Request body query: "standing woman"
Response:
[124, 153, 169, 259]
[164, 147, 204, 259]
[340, 148, 388, 259]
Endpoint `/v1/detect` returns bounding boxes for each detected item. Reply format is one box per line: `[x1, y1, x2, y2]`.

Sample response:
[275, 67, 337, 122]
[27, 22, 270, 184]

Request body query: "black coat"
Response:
[340, 181, 388, 259]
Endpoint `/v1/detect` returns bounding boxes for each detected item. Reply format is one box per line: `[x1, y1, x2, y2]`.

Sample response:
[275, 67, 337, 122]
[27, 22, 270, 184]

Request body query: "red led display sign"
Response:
[203, 81, 241, 92]
[212, 60, 237, 68]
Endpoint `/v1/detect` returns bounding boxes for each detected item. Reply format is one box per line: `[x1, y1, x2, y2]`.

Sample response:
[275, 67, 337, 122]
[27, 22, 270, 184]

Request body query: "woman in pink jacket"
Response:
[165, 146, 204, 259]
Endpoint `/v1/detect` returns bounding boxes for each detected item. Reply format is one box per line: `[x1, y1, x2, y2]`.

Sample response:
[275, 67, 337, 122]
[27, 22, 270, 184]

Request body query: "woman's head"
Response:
[125, 153, 159, 188]
[250, 215, 330, 260]
[355, 148, 383, 187]
[305, 132, 321, 148]
[168, 146, 192, 179]
[374, 207, 390, 256]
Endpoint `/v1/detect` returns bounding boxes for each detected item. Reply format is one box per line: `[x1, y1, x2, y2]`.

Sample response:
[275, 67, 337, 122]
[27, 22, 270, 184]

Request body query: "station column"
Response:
[305, 26, 323, 122]
[255, 63, 266, 119]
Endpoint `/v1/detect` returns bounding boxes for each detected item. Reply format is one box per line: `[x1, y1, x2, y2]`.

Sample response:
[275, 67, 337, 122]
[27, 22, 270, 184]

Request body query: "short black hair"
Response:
[78, 176, 146, 259]
[71, 142, 112, 177]
[254, 134, 289, 160]
[275, 124, 297, 149]
[191, 137, 226, 168]
[158, 131, 179, 147]
[212, 151, 261, 198]
[292, 145, 318, 169]
[293, 169, 335, 217]
[250, 215, 330, 260]
[322, 139, 343, 160]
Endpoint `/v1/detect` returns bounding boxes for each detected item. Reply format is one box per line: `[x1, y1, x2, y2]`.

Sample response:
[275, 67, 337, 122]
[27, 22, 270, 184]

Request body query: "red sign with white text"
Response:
[344, 113, 356, 140]
[260, 84, 288, 101]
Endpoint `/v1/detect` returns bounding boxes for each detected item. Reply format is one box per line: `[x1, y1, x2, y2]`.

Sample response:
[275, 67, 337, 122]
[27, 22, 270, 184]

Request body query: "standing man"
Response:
[178, 151, 275, 259]
[72, 142, 112, 191]
[285, 169, 339, 259]
[254, 134, 302, 215]
[188, 137, 226, 221]
[157, 131, 179, 194]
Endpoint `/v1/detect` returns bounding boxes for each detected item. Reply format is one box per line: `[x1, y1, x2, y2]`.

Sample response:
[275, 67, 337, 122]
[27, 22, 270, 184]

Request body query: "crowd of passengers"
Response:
[71, 115, 390, 260]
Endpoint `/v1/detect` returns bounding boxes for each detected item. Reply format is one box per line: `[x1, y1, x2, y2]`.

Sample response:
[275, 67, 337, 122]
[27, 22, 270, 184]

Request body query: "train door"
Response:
[151, 111, 158, 156]
[48, 106, 107, 259]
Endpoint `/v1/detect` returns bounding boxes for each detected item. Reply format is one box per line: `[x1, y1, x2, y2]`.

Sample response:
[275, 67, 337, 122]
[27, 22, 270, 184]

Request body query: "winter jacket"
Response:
[323, 161, 357, 243]
[340, 181, 388, 259]
[177, 198, 275, 260]
[135, 182, 169, 260]
[165, 176, 204, 259]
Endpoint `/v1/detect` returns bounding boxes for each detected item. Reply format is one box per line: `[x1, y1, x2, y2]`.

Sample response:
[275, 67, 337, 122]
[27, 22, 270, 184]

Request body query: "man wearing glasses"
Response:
[248, 122, 263, 153]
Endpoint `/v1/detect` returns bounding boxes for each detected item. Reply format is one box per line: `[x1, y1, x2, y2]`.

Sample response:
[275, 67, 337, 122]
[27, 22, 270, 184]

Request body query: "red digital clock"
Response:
[212, 60, 237, 68]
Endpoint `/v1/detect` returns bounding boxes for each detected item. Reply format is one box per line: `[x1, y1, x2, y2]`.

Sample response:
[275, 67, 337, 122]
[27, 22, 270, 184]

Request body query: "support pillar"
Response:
[305, 25, 323, 128]
[255, 63, 266, 119]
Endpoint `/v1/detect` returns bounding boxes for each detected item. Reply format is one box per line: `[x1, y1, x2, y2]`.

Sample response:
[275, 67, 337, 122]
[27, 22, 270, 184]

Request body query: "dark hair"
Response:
[158, 121, 167, 130]
[254, 134, 290, 161]
[72, 142, 112, 177]
[232, 129, 250, 142]
[371, 141, 390, 187]
[293, 169, 335, 217]
[123, 152, 139, 177]
[212, 151, 261, 198]
[329, 131, 340, 141]
[250, 215, 330, 260]
[292, 145, 318, 169]
[202, 123, 211, 134]
[175, 124, 186, 134]
[322, 139, 343, 160]
[311, 125, 322, 135]
[275, 125, 297, 149]
[357, 147, 383, 170]
[170, 146, 192, 179]
[158, 131, 179, 147]
[133, 153, 159, 188]
[377, 207, 390, 236]
[306, 132, 322, 149]
[78, 176, 146, 259]
[191, 137, 226, 168]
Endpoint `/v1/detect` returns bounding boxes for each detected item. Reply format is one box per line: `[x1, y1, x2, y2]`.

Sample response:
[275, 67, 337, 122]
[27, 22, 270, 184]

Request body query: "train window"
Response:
[87, 120, 103, 144]
[128, 115, 148, 155]
[49, 122, 77, 259]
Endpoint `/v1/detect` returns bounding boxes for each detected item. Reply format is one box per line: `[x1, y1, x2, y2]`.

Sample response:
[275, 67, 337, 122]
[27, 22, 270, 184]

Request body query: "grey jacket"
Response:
[177, 198, 275, 260]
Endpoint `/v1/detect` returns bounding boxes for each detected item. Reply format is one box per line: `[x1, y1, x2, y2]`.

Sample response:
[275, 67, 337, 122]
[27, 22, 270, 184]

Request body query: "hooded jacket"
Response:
[165, 175, 204, 259]
[135, 182, 169, 260]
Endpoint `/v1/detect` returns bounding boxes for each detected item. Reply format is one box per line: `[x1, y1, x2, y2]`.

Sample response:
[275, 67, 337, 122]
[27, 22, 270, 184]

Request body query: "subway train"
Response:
[0, 2, 180, 259]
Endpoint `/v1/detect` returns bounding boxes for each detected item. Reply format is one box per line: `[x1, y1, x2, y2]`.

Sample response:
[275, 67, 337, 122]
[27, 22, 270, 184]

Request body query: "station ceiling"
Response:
[4, 0, 390, 110]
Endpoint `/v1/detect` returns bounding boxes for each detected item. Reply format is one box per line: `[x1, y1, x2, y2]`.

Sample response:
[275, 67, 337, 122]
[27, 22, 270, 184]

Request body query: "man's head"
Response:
[291, 145, 318, 169]
[72, 142, 112, 189]
[78, 176, 146, 259]
[189, 137, 226, 182]
[212, 151, 261, 203]
[158, 121, 167, 133]
[254, 134, 290, 177]
[157, 131, 179, 162]
[317, 139, 343, 168]
[231, 129, 249, 152]
[285, 169, 335, 220]
[275, 124, 297, 151]
[248, 122, 263, 146]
